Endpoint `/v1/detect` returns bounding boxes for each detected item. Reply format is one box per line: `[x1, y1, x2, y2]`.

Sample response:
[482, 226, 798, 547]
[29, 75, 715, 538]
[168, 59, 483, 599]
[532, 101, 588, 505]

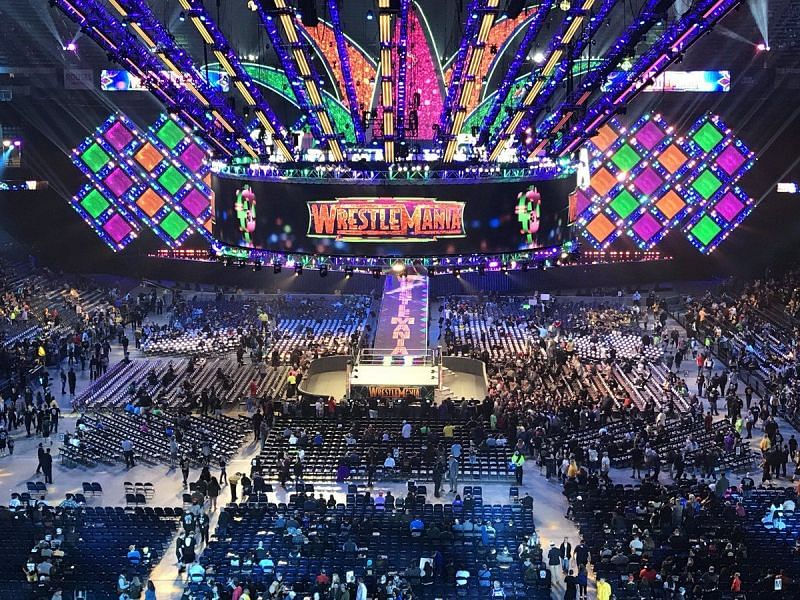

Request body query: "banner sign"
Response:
[603, 70, 730, 93]
[307, 197, 466, 242]
[100, 69, 230, 92]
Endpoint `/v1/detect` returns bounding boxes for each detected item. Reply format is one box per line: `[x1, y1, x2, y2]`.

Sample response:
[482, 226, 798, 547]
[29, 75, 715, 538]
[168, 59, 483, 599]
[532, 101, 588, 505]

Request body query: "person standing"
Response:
[121, 438, 135, 468]
[229, 472, 241, 503]
[596, 577, 612, 600]
[447, 454, 459, 494]
[511, 450, 525, 485]
[42, 448, 53, 484]
[432, 456, 445, 498]
[67, 368, 77, 398]
[219, 457, 228, 485]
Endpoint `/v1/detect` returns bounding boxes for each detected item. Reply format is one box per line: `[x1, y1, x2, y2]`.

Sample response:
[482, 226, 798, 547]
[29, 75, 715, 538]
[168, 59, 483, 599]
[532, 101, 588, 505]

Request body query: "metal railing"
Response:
[355, 348, 439, 367]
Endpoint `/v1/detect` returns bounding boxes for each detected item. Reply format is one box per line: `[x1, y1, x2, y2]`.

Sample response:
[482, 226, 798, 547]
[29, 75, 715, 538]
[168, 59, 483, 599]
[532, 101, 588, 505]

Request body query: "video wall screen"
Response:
[213, 174, 575, 256]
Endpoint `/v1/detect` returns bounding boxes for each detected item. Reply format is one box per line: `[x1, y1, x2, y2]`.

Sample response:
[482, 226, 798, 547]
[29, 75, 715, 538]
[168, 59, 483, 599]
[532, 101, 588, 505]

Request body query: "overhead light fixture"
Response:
[620, 56, 633, 71]
[179, 11, 185, 22]
[756, 42, 770, 52]
[391, 261, 405, 274]
[366, 9, 374, 20]
[344, 266, 354, 279]
[295, 263, 303, 276]
[559, 0, 571, 11]
[532, 51, 545, 64]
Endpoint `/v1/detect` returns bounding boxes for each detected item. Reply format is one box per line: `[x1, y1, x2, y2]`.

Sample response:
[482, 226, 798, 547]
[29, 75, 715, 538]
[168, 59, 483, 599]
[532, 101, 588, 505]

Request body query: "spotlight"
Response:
[756, 42, 770, 52]
[179, 11, 186, 21]
[65, 42, 77, 52]
[366, 9, 374, 20]
[13, 140, 21, 147]
[428, 266, 436, 277]
[295, 263, 303, 276]
[320, 264, 328, 277]
[500, 263, 508, 275]
[453, 267, 461, 278]
[391, 261, 405, 274]
[559, 0, 571, 10]
[532, 51, 545, 64]
[521, 261, 529, 272]
[344, 266, 353, 279]
[273, 262, 282, 274]
[620, 57, 633, 71]
[478, 262, 486, 276]
[372, 268, 381, 279]
[253, 261, 262, 272]
[2, 140, 10, 148]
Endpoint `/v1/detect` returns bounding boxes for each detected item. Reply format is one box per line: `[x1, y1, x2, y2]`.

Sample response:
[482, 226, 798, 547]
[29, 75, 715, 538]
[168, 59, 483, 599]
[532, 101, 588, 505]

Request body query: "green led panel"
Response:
[692, 170, 722, 200]
[81, 143, 111, 173]
[80, 189, 110, 218]
[158, 166, 187, 196]
[690, 215, 722, 246]
[156, 120, 186, 150]
[692, 122, 724, 153]
[610, 143, 640, 172]
[609, 189, 639, 219]
[160, 211, 189, 240]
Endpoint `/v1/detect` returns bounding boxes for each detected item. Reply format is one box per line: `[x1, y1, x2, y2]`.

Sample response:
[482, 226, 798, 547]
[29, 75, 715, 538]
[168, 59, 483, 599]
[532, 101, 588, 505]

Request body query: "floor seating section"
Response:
[64, 506, 180, 599]
[75, 357, 291, 409]
[569, 482, 798, 599]
[259, 417, 514, 483]
[59, 411, 246, 468]
[189, 497, 543, 599]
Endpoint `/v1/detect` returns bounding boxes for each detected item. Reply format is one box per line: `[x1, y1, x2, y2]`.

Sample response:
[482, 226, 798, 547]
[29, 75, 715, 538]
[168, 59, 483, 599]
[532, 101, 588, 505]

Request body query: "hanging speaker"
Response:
[299, 0, 318, 26]
[504, 0, 525, 19]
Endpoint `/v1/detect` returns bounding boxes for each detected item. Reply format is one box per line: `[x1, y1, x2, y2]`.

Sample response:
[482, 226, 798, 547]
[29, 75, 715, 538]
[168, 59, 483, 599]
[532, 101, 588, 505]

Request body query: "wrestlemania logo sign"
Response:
[307, 197, 466, 242]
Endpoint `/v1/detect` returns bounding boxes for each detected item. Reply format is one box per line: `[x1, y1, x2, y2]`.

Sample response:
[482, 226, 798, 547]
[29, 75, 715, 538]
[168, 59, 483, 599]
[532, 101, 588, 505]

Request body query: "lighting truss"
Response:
[377, 0, 400, 163]
[178, 0, 294, 161]
[395, 0, 412, 143]
[254, 0, 345, 162]
[50, 0, 237, 156]
[487, 0, 602, 162]
[108, 0, 259, 158]
[327, 0, 367, 145]
[527, 0, 663, 157]
[476, 1, 554, 146]
[440, 0, 503, 162]
[556, 0, 744, 155]
[513, 0, 618, 154]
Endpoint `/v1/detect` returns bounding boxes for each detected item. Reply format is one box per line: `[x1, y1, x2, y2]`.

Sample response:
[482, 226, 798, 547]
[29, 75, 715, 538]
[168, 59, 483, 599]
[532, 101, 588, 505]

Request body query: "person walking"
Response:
[447, 454, 459, 494]
[547, 543, 560, 586]
[180, 456, 190, 488]
[559, 537, 572, 573]
[36, 443, 45, 475]
[207, 476, 220, 511]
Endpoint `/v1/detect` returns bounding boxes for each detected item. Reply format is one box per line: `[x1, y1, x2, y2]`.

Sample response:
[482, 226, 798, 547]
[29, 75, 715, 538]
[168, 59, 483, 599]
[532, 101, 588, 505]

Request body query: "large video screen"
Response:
[213, 174, 575, 256]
